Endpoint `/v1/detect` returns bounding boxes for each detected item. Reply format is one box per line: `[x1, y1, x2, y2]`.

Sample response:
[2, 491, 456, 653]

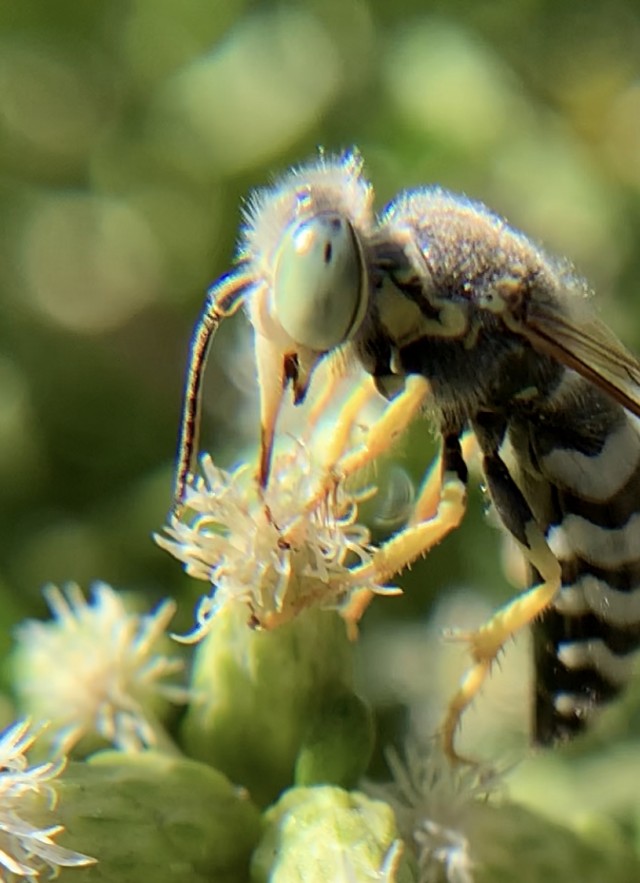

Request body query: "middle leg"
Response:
[342, 428, 469, 636]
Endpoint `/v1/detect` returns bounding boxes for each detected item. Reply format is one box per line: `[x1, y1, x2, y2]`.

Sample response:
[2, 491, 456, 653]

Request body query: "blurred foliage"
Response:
[2, 0, 640, 766]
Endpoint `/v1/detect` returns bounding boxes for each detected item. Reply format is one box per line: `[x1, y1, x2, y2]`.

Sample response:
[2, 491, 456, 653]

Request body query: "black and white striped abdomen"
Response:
[522, 396, 640, 744]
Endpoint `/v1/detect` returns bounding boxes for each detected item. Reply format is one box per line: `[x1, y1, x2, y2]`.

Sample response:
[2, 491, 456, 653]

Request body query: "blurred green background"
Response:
[2, 0, 640, 751]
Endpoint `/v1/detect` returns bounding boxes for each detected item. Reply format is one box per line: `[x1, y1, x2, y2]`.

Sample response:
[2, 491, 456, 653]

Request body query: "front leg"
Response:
[342, 427, 469, 635]
[282, 373, 432, 532]
[442, 415, 562, 762]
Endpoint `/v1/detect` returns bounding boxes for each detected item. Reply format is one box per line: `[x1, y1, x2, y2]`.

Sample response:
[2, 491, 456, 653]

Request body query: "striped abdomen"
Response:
[512, 384, 640, 744]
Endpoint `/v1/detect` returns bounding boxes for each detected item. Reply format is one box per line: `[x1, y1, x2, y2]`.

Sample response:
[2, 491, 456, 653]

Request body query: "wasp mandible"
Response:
[174, 150, 640, 760]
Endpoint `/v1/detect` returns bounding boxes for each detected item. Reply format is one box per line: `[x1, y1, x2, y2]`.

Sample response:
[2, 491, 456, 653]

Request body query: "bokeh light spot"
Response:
[604, 81, 640, 189]
[156, 9, 341, 175]
[22, 193, 163, 333]
[384, 19, 523, 150]
[491, 126, 622, 282]
[0, 39, 107, 169]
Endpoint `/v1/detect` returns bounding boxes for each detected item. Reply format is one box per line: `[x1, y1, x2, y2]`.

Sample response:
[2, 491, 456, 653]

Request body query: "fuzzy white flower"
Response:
[157, 438, 399, 641]
[0, 719, 95, 881]
[13, 583, 187, 753]
[338, 838, 406, 882]
[368, 744, 504, 883]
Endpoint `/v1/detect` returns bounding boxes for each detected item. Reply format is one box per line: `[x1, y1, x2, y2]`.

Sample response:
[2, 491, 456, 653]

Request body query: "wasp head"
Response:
[241, 151, 374, 486]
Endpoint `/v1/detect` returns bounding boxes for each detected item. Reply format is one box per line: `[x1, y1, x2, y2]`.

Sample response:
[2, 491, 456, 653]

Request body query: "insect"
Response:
[174, 149, 640, 760]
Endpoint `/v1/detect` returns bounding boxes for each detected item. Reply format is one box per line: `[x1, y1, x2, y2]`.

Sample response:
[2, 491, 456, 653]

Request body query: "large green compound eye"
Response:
[273, 212, 368, 352]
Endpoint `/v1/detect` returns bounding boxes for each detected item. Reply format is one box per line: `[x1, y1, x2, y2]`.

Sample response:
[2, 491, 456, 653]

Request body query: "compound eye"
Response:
[273, 212, 368, 352]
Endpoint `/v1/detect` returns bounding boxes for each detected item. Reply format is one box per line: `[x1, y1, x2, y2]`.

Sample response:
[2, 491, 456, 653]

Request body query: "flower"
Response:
[337, 838, 405, 882]
[251, 785, 413, 882]
[157, 438, 399, 642]
[368, 743, 504, 883]
[13, 583, 187, 753]
[0, 719, 95, 880]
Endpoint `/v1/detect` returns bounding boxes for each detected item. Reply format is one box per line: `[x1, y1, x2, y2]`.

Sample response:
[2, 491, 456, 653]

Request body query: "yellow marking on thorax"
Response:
[377, 283, 469, 348]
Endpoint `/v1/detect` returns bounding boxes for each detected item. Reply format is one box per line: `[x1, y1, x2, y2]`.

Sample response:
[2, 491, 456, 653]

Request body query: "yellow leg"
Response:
[295, 373, 431, 525]
[341, 472, 467, 638]
[442, 520, 561, 763]
[305, 369, 348, 440]
[409, 430, 478, 525]
[318, 378, 379, 473]
[338, 374, 431, 479]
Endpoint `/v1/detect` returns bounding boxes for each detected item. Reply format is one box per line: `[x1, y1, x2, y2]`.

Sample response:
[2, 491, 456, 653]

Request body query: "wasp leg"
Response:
[337, 374, 431, 479]
[409, 430, 478, 525]
[304, 363, 380, 449]
[316, 376, 380, 471]
[342, 429, 468, 637]
[298, 373, 431, 522]
[304, 370, 348, 439]
[442, 437, 562, 763]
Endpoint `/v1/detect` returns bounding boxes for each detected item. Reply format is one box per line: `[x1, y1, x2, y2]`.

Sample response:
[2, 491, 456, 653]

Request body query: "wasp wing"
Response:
[515, 297, 640, 418]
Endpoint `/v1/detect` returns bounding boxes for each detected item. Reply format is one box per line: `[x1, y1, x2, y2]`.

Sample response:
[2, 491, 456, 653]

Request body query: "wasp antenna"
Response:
[173, 269, 253, 509]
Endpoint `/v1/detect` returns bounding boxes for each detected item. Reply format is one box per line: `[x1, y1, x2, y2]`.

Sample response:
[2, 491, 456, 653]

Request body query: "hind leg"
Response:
[442, 418, 561, 762]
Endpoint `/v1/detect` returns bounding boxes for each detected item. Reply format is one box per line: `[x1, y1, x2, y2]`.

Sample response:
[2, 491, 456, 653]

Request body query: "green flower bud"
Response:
[251, 785, 416, 882]
[181, 605, 354, 805]
[53, 751, 261, 883]
[294, 690, 374, 789]
[470, 801, 640, 883]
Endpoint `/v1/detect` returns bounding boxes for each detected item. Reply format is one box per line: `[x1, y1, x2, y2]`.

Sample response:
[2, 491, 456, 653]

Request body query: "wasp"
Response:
[174, 150, 640, 760]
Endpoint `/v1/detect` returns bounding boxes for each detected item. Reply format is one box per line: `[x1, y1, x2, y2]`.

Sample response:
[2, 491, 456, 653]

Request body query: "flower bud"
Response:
[294, 690, 374, 789]
[54, 751, 261, 883]
[251, 785, 416, 882]
[181, 605, 353, 805]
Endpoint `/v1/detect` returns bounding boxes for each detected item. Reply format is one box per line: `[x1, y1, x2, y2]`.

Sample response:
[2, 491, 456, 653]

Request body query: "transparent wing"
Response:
[517, 296, 640, 417]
